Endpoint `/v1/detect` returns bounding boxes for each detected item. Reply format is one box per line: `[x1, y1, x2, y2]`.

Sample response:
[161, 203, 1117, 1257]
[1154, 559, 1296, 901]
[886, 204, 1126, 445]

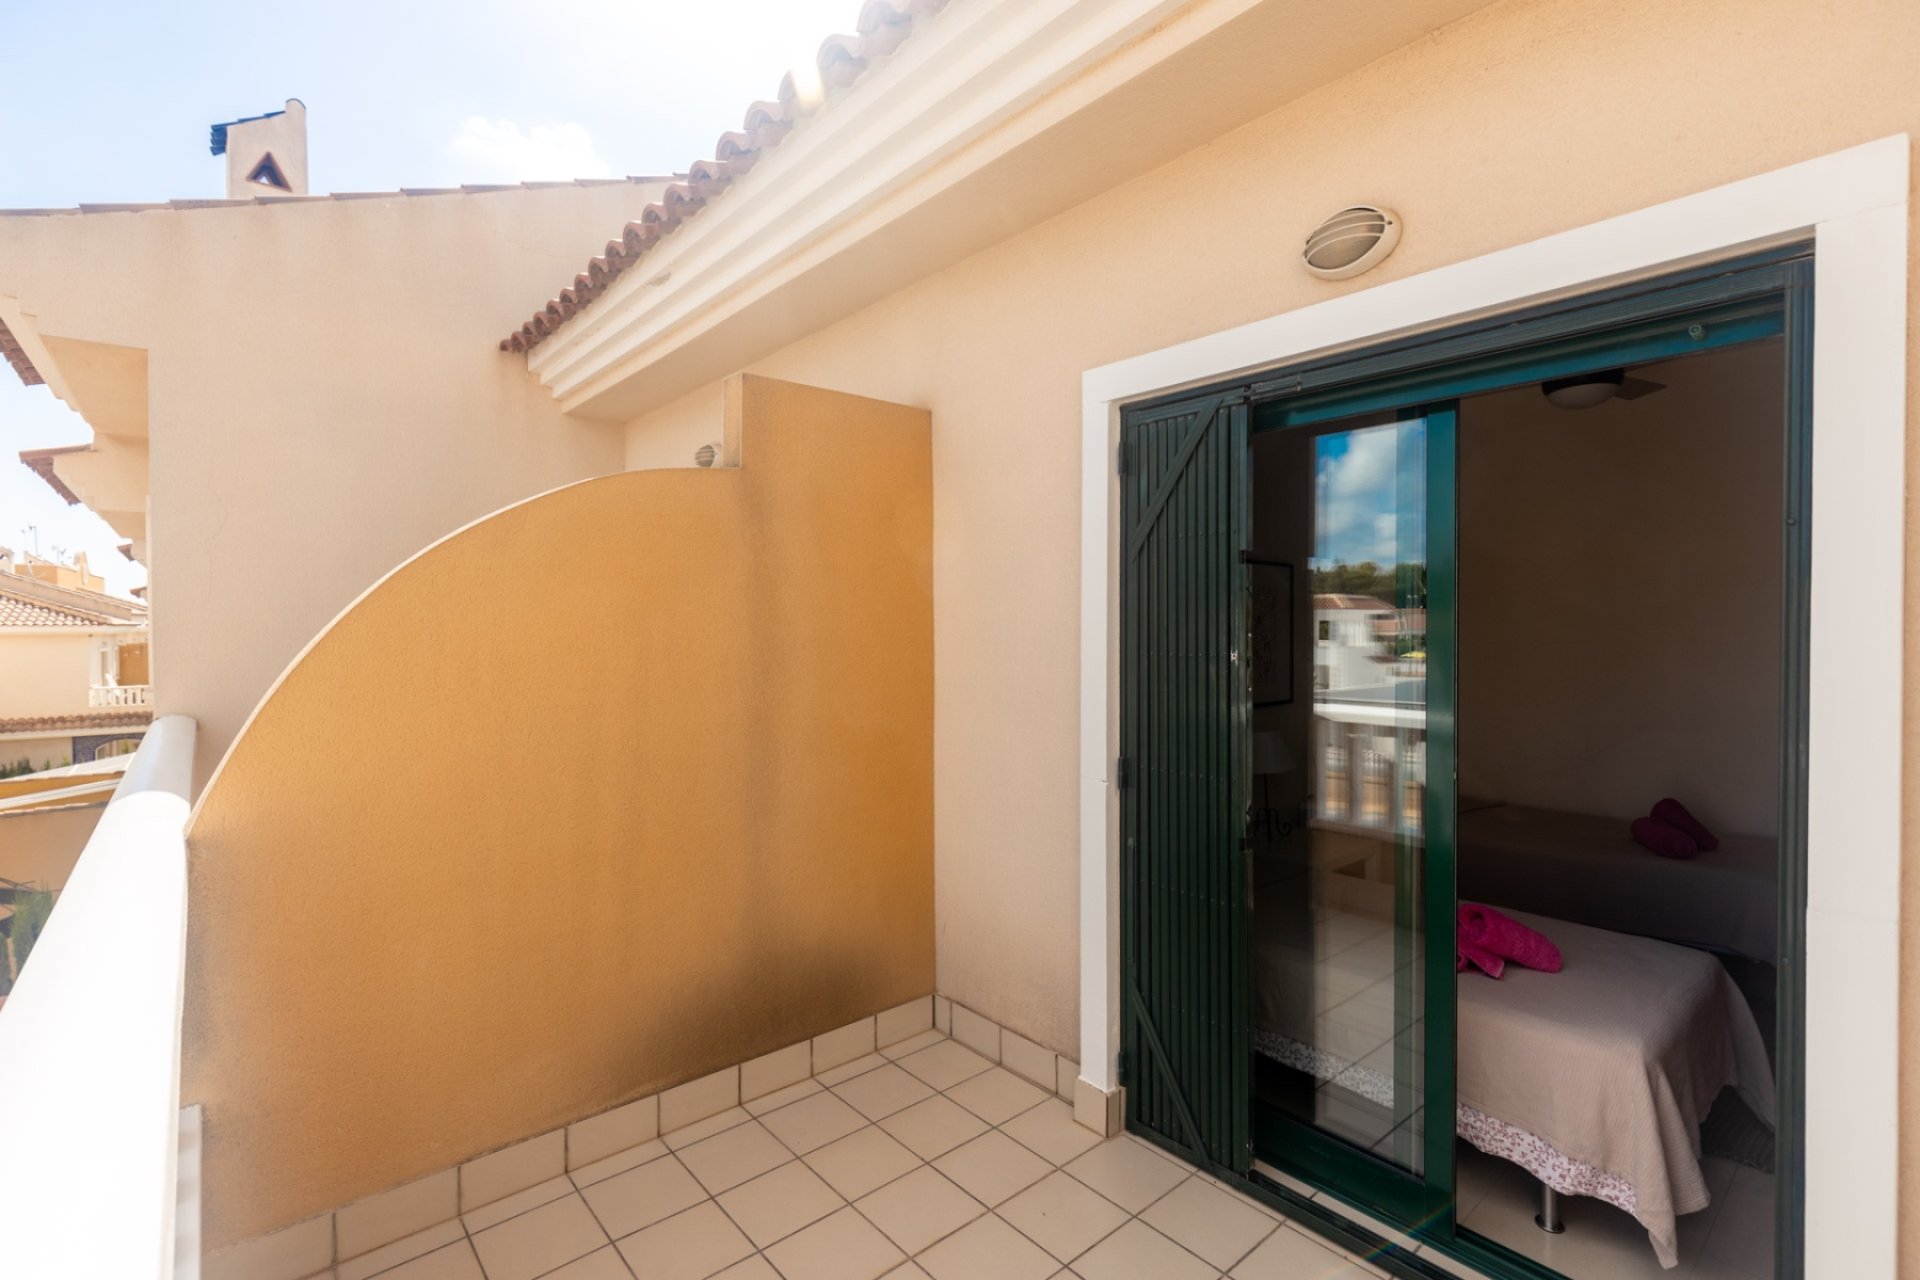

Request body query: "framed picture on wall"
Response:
[1248, 558, 1293, 707]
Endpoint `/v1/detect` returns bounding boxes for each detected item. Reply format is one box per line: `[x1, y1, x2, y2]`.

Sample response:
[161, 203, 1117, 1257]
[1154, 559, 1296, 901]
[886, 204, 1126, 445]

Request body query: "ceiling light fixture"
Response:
[1541, 369, 1625, 409]
[1541, 366, 1671, 409]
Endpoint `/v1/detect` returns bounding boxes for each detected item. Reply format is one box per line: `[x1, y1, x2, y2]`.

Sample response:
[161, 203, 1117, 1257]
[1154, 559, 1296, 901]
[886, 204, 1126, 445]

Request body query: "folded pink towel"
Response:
[1456, 903, 1563, 979]
[1652, 797, 1719, 851]
[1631, 815, 1699, 860]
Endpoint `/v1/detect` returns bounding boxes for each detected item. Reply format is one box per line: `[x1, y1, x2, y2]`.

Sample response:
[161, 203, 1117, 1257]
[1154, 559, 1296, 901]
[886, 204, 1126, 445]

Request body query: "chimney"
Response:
[210, 99, 308, 198]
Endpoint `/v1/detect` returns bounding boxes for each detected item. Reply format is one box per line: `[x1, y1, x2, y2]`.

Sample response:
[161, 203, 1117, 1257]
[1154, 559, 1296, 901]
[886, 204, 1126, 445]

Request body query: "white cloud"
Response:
[1315, 427, 1400, 564]
[448, 117, 613, 184]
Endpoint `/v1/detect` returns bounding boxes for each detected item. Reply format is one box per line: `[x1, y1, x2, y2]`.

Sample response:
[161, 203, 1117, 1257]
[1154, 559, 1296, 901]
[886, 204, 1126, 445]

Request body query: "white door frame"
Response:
[1078, 134, 1909, 1276]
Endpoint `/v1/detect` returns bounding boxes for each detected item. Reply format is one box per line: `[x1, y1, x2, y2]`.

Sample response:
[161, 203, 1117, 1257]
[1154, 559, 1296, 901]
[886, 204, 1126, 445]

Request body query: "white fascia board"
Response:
[528, 0, 1255, 411]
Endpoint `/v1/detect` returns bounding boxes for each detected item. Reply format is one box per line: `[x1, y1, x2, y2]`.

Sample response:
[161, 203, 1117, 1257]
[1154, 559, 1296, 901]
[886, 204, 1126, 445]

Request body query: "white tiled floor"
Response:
[305, 1031, 1390, 1280]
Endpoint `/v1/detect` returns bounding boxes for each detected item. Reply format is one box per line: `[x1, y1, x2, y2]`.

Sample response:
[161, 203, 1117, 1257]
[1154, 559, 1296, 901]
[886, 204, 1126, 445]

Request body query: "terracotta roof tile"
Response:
[0, 316, 42, 387]
[0, 710, 151, 735]
[0, 573, 146, 627]
[17, 445, 84, 504]
[498, 0, 948, 356]
[0, 597, 91, 627]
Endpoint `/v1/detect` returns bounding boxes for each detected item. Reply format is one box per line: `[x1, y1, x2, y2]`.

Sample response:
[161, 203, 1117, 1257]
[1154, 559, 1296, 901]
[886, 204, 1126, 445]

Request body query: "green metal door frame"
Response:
[1117, 246, 1812, 1280]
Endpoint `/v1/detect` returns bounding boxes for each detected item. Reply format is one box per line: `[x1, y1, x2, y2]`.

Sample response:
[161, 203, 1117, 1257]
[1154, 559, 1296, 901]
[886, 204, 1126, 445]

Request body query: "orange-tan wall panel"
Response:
[0, 803, 103, 890]
[183, 376, 933, 1249]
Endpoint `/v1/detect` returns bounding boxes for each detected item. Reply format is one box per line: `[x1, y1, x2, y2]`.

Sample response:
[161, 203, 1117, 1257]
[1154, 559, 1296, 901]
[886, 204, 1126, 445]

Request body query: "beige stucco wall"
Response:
[0, 736, 78, 772]
[0, 181, 667, 786]
[185, 375, 934, 1249]
[0, 632, 105, 719]
[1458, 341, 1784, 837]
[622, 0, 1920, 1099]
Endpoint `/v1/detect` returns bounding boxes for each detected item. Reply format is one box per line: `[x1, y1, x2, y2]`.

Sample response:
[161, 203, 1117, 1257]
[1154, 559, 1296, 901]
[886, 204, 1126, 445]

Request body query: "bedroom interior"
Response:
[1245, 335, 1786, 1280]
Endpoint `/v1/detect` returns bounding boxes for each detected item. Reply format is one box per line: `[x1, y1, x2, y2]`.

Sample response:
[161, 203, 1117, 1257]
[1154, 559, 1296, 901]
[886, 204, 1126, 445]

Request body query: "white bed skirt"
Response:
[1252, 1029, 1643, 1230]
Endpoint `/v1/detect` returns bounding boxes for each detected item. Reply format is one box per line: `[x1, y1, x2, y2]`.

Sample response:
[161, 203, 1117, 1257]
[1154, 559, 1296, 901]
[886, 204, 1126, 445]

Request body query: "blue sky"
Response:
[0, 0, 861, 596]
[1312, 420, 1427, 569]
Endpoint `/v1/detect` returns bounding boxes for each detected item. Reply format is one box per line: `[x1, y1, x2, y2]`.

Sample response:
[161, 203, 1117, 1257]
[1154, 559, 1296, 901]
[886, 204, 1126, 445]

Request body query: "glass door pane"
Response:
[1250, 407, 1440, 1185]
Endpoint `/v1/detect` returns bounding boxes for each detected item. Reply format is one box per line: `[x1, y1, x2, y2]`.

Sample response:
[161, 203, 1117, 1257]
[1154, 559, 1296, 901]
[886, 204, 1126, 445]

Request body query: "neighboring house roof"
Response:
[0, 710, 151, 735]
[0, 573, 147, 627]
[1313, 594, 1396, 612]
[0, 597, 99, 628]
[499, 0, 947, 355]
[17, 445, 85, 504]
[209, 108, 286, 157]
[0, 315, 42, 386]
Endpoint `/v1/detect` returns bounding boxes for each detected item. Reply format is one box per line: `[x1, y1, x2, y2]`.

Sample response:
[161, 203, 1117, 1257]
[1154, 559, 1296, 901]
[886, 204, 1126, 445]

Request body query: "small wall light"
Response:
[1303, 206, 1402, 280]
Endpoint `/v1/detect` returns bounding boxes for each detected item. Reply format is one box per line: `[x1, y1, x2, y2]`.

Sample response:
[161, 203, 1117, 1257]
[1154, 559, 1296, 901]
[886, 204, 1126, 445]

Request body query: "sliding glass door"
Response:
[1115, 391, 1456, 1218]
[1247, 402, 1457, 1229]
[1119, 249, 1810, 1279]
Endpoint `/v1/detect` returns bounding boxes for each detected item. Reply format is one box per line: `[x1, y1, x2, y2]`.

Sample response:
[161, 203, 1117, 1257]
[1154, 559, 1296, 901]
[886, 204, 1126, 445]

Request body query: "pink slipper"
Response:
[1652, 798, 1719, 851]
[1631, 816, 1699, 860]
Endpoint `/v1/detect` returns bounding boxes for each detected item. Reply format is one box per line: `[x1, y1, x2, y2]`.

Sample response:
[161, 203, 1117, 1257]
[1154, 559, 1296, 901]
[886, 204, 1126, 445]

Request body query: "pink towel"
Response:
[1456, 903, 1563, 979]
[1631, 815, 1699, 860]
[1652, 797, 1719, 852]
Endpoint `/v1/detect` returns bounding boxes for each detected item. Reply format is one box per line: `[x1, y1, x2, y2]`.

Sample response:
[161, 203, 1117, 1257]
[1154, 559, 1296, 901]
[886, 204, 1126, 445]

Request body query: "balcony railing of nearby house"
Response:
[90, 683, 155, 708]
[0, 715, 197, 1279]
[1313, 699, 1427, 836]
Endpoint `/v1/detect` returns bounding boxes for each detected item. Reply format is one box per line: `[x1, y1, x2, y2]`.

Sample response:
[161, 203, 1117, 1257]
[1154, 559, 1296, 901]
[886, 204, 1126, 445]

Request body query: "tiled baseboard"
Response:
[204, 992, 1095, 1280]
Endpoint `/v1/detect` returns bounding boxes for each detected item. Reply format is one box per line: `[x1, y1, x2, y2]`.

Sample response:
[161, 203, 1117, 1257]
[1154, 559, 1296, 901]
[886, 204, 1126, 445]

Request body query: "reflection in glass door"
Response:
[1248, 403, 1454, 1219]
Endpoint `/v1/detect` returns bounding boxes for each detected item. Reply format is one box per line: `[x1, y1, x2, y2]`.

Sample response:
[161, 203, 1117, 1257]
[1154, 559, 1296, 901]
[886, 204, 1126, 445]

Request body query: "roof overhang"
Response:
[0, 315, 43, 385]
[2, 301, 151, 557]
[526, 0, 1496, 421]
[19, 446, 84, 505]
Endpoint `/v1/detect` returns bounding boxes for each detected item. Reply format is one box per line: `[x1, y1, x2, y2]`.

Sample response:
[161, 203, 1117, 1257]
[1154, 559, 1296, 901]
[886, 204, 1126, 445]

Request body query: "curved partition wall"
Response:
[183, 375, 934, 1251]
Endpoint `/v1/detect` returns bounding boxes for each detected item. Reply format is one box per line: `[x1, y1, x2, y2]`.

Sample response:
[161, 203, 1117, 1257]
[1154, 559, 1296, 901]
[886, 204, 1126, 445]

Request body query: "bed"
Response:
[1456, 803, 1778, 962]
[1253, 908, 1775, 1269]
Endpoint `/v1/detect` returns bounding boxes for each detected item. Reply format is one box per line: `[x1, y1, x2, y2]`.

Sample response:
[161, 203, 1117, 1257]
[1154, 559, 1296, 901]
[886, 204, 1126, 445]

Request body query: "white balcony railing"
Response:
[0, 715, 196, 1278]
[89, 683, 154, 708]
[1313, 698, 1427, 836]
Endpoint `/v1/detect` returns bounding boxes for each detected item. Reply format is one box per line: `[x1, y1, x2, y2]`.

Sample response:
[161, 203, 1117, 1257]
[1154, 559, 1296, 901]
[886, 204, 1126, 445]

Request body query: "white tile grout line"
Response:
[249, 996, 1094, 1279]
[354, 1035, 1284, 1280]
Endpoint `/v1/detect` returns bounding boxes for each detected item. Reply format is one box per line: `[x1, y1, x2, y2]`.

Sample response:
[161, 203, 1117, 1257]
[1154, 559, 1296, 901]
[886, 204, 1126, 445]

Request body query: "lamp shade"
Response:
[1251, 731, 1296, 776]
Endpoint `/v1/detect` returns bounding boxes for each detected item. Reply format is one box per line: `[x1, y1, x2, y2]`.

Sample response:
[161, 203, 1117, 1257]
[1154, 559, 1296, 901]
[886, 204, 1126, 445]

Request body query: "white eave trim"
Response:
[528, 0, 1261, 411]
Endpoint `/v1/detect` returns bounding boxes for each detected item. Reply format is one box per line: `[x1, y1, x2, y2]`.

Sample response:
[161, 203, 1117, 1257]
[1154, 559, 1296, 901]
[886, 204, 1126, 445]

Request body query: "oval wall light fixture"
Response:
[1303, 205, 1401, 280]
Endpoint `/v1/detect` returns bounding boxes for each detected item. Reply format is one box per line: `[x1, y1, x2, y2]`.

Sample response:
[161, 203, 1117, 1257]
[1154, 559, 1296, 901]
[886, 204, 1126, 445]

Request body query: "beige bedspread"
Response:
[1457, 910, 1775, 1268]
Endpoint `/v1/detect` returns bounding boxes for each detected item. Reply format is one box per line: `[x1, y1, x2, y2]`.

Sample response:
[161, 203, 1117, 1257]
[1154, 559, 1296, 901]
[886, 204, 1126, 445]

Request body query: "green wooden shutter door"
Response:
[1119, 393, 1250, 1173]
